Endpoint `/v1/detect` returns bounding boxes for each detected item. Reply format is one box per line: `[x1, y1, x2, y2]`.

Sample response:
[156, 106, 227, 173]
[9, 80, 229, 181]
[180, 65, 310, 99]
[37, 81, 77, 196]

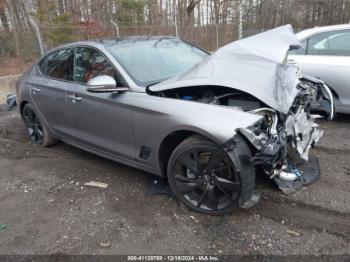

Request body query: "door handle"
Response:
[68, 94, 82, 103]
[32, 87, 41, 94]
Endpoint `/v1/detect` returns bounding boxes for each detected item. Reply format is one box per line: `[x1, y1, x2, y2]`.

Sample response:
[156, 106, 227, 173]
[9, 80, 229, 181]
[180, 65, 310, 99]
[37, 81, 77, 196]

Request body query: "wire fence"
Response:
[0, 23, 261, 61]
[0, 23, 264, 76]
[0, 27, 41, 60]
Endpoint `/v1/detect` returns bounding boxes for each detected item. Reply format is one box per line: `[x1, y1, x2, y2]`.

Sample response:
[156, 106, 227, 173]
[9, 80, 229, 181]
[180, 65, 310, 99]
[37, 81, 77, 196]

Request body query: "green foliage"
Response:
[33, 9, 74, 48]
[33, 1, 74, 48]
[45, 12, 74, 47]
[115, 0, 147, 26]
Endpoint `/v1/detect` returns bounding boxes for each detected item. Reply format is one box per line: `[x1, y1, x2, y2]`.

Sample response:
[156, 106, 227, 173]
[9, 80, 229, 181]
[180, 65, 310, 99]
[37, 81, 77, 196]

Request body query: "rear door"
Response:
[289, 30, 350, 107]
[30, 48, 74, 136]
[65, 46, 135, 160]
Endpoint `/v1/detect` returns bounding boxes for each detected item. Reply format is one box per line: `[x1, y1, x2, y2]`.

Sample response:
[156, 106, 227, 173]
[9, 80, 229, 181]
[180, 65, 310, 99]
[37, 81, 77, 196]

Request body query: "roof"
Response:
[96, 36, 177, 46]
[296, 24, 350, 40]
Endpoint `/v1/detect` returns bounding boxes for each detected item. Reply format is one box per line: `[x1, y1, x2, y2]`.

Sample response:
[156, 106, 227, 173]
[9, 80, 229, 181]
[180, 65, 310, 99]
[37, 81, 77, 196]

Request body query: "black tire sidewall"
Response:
[167, 135, 254, 215]
[22, 103, 55, 147]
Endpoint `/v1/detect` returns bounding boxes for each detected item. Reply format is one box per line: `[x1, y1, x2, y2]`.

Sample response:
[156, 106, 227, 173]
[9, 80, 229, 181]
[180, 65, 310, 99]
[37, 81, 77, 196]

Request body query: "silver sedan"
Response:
[16, 25, 333, 215]
[289, 24, 350, 114]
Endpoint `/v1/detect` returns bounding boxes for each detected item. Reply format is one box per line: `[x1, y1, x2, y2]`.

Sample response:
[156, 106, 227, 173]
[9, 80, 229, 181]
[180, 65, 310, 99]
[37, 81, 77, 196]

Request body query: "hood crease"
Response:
[150, 25, 302, 114]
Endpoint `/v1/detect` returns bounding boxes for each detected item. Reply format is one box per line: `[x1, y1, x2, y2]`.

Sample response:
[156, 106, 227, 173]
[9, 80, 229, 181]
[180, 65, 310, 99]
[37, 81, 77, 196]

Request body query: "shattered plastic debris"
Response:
[285, 107, 323, 161]
[84, 181, 108, 189]
[286, 229, 301, 236]
[6, 94, 17, 111]
[189, 215, 199, 223]
[0, 224, 7, 230]
[273, 156, 321, 194]
[99, 240, 112, 248]
[145, 174, 173, 196]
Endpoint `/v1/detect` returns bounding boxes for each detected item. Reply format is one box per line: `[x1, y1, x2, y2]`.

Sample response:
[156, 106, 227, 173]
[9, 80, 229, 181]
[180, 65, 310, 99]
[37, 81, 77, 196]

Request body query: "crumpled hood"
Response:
[150, 25, 302, 114]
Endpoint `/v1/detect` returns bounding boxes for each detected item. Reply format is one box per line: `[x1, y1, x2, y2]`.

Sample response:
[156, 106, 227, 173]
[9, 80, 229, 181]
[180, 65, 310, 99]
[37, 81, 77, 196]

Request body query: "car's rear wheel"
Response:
[167, 135, 254, 215]
[21, 103, 56, 147]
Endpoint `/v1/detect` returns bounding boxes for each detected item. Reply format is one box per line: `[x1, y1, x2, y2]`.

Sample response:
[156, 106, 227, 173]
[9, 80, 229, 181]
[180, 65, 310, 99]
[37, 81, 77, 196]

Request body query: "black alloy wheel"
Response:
[167, 136, 244, 215]
[21, 103, 57, 147]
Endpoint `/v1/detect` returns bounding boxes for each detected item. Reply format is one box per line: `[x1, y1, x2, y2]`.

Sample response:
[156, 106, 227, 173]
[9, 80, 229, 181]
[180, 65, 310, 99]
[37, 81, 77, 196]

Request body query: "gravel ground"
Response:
[0, 104, 349, 256]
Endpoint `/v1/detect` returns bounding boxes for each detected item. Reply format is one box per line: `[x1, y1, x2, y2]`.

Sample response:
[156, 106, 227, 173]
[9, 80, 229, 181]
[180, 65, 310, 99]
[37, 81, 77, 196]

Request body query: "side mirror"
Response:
[86, 75, 128, 93]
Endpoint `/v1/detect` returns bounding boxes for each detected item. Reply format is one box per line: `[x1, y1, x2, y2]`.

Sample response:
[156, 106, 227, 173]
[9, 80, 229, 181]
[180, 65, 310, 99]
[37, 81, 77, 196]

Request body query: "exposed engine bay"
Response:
[150, 76, 333, 194]
[154, 85, 266, 111]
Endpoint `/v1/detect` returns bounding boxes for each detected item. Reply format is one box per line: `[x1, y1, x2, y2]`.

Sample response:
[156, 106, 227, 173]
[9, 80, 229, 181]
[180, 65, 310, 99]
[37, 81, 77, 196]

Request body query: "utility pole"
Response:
[28, 17, 45, 56]
[111, 20, 120, 38]
[21, 0, 45, 56]
[238, 0, 243, 40]
[173, 5, 178, 38]
[216, 23, 219, 50]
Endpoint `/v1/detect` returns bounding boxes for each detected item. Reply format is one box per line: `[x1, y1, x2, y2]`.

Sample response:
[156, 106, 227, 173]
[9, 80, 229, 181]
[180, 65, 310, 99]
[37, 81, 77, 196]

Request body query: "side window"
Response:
[307, 30, 350, 56]
[38, 58, 47, 75]
[74, 47, 122, 85]
[45, 49, 74, 80]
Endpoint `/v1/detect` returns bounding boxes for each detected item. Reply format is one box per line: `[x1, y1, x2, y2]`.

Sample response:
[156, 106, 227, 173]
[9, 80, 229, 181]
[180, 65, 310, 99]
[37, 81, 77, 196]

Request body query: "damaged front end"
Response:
[239, 77, 333, 193]
[149, 25, 334, 196]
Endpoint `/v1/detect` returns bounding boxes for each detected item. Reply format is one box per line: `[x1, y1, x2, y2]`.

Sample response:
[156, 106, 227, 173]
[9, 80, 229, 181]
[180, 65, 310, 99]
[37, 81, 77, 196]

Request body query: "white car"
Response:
[289, 24, 350, 114]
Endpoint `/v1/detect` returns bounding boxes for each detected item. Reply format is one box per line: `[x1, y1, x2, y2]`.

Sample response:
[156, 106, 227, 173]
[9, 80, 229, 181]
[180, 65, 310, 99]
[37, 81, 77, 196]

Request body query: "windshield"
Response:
[106, 38, 209, 86]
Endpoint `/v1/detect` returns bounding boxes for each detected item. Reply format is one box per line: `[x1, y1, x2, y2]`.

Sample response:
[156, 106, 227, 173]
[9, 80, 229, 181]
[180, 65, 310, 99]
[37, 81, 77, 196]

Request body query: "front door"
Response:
[66, 46, 135, 161]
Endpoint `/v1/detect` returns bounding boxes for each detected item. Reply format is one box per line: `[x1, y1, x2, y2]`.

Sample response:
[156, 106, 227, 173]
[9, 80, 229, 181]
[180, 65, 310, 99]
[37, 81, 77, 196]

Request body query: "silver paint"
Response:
[150, 25, 302, 114]
[16, 27, 328, 180]
[289, 24, 350, 114]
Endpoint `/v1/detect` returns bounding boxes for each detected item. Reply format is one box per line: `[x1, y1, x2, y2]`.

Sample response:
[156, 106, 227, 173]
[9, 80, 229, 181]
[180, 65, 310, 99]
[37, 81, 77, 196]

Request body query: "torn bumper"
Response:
[285, 107, 323, 161]
[284, 77, 334, 161]
[239, 80, 333, 194]
[273, 156, 321, 194]
[301, 74, 335, 120]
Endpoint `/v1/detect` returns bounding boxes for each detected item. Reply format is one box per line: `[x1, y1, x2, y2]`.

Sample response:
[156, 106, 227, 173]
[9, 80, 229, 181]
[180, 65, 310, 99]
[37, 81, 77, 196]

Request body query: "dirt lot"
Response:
[0, 103, 349, 256]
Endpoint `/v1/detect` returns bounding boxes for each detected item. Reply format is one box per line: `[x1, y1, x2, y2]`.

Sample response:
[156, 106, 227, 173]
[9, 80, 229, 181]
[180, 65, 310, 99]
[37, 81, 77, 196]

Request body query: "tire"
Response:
[21, 103, 57, 147]
[167, 135, 255, 215]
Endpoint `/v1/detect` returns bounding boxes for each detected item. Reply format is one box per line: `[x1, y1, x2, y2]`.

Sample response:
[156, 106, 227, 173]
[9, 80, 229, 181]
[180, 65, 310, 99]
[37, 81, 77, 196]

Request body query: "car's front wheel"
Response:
[21, 103, 56, 147]
[167, 135, 255, 215]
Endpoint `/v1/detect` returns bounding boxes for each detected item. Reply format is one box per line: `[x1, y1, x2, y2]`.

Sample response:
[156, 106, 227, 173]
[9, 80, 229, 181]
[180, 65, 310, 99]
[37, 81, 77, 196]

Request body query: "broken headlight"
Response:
[239, 108, 279, 151]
